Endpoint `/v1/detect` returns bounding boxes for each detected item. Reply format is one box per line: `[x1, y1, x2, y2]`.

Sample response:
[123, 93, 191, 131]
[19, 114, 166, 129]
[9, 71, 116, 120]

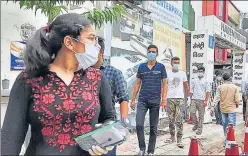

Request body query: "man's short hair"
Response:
[97, 36, 105, 50]
[223, 73, 231, 81]
[147, 44, 158, 52]
[171, 56, 180, 63]
[215, 70, 222, 76]
[197, 66, 205, 72]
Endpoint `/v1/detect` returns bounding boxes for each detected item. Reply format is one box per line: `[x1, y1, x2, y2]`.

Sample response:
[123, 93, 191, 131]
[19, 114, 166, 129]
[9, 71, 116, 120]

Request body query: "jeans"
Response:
[136, 98, 160, 154]
[214, 103, 222, 125]
[106, 145, 117, 156]
[243, 95, 247, 121]
[222, 112, 236, 136]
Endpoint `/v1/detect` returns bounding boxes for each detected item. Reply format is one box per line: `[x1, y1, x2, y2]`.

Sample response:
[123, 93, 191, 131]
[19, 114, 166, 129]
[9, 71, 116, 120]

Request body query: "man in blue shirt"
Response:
[130, 45, 167, 155]
[94, 37, 129, 156]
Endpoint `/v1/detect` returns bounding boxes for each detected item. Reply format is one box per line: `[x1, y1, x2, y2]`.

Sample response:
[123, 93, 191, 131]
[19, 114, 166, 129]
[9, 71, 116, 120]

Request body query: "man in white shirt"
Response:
[190, 66, 210, 135]
[165, 57, 190, 148]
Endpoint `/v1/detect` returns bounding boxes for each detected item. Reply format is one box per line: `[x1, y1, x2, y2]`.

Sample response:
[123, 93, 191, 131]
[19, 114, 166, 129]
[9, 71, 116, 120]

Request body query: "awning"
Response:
[197, 15, 246, 51]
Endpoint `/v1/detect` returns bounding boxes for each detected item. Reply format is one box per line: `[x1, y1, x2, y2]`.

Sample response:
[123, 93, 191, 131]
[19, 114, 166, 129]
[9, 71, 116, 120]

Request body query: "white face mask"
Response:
[172, 64, 179, 71]
[198, 73, 204, 78]
[73, 43, 100, 70]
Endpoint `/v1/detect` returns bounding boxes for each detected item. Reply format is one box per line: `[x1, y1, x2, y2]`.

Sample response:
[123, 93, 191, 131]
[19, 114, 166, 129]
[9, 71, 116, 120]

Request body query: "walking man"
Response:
[241, 76, 248, 121]
[190, 66, 210, 135]
[130, 45, 167, 155]
[165, 57, 190, 148]
[212, 70, 224, 125]
[212, 73, 241, 144]
[94, 37, 129, 156]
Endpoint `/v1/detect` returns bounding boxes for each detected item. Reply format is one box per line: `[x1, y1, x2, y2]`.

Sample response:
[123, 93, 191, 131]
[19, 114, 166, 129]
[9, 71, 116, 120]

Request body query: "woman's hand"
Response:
[88, 145, 114, 156]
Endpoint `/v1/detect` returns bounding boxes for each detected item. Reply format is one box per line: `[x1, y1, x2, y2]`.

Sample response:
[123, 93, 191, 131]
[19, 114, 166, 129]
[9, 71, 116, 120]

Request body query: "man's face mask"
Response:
[147, 51, 157, 61]
[72, 38, 100, 70]
[172, 64, 179, 71]
[198, 72, 204, 78]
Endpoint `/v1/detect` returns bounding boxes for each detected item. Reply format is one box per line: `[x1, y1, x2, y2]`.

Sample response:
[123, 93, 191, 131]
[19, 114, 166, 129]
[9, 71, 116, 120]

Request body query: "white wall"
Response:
[191, 1, 202, 30]
[1, 2, 48, 89]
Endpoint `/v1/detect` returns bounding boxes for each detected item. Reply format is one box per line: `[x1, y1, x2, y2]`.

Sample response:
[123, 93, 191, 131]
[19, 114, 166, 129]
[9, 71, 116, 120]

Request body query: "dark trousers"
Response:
[214, 103, 222, 125]
[136, 99, 160, 153]
[106, 145, 117, 156]
[243, 96, 247, 121]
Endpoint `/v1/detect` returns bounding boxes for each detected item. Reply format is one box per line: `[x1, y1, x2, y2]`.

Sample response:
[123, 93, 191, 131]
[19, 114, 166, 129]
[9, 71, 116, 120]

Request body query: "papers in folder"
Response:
[75, 122, 127, 151]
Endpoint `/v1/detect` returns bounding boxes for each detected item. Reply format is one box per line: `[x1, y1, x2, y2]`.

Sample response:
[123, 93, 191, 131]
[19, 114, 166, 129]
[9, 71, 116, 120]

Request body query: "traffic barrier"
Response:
[188, 136, 199, 156]
[188, 113, 193, 124]
[225, 143, 239, 156]
[226, 123, 235, 142]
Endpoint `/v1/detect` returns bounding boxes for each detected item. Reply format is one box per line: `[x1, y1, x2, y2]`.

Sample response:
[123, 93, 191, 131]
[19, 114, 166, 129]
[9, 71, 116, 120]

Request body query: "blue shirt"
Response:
[100, 65, 129, 105]
[137, 62, 167, 101]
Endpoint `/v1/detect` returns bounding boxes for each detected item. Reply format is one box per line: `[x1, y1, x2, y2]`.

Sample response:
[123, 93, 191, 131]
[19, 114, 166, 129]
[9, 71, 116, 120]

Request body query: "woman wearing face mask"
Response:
[1, 13, 115, 155]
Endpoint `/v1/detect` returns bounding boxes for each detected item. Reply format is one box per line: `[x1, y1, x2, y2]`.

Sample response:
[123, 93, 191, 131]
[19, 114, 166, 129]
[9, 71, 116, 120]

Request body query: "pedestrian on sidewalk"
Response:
[130, 45, 167, 155]
[94, 37, 129, 156]
[1, 13, 115, 155]
[212, 73, 241, 145]
[212, 70, 224, 125]
[190, 66, 210, 135]
[241, 76, 248, 121]
[165, 57, 190, 148]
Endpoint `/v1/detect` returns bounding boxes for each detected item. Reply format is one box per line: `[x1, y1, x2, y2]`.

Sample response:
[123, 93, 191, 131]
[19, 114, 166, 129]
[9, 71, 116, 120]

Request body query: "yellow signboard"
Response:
[153, 21, 186, 71]
[228, 2, 240, 25]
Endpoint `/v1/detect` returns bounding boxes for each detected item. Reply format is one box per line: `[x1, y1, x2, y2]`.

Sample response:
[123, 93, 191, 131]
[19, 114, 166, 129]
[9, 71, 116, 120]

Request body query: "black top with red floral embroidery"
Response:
[1, 67, 115, 155]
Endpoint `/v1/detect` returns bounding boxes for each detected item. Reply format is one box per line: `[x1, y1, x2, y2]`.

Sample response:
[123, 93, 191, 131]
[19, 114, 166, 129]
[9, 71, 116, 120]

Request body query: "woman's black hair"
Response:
[24, 13, 92, 78]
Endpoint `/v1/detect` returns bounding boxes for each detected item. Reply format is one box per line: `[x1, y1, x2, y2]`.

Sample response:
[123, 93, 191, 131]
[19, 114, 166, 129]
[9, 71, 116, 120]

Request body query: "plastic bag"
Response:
[74, 121, 128, 151]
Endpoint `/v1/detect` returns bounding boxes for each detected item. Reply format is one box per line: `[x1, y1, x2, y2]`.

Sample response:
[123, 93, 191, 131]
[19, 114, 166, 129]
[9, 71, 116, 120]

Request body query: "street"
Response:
[1, 102, 246, 155]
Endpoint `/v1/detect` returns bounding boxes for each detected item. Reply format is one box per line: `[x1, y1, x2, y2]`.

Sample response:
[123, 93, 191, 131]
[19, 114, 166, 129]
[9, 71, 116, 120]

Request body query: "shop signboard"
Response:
[143, 1, 183, 31]
[214, 16, 246, 50]
[228, 2, 240, 25]
[232, 51, 246, 85]
[190, 30, 215, 83]
[190, 30, 208, 80]
[197, 15, 246, 51]
[153, 21, 186, 71]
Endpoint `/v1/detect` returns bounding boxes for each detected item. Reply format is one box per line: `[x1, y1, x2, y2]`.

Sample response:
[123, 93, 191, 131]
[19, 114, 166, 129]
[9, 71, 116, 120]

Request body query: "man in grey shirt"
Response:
[190, 66, 210, 135]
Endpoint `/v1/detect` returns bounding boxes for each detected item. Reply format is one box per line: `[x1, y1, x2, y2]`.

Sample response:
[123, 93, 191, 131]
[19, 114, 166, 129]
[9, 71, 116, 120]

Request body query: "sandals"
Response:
[177, 142, 184, 148]
[164, 138, 175, 143]
[177, 138, 184, 148]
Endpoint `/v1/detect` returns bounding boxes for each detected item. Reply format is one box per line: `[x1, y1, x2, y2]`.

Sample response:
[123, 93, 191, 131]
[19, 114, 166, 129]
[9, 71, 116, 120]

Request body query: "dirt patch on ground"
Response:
[201, 123, 245, 155]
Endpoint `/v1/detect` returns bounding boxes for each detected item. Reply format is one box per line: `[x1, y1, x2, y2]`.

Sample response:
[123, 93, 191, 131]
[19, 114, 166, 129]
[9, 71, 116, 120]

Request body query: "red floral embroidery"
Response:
[87, 71, 96, 80]
[42, 127, 53, 136]
[42, 94, 55, 105]
[63, 99, 76, 111]
[82, 92, 92, 101]
[24, 68, 103, 152]
[80, 124, 92, 134]
[58, 134, 71, 145]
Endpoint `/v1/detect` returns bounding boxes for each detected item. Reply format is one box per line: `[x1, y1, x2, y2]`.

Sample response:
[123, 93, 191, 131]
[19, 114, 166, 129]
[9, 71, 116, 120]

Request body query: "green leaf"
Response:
[14, 1, 125, 26]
